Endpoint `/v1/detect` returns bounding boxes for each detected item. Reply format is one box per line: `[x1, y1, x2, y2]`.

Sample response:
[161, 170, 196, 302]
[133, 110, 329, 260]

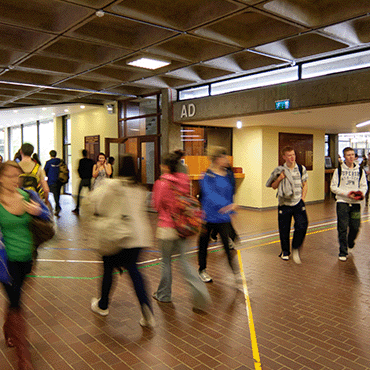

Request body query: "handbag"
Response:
[0, 238, 12, 285]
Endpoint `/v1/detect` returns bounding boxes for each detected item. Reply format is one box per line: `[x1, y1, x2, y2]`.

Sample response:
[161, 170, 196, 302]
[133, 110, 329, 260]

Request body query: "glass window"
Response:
[302, 49, 370, 79]
[179, 86, 209, 100]
[211, 66, 298, 96]
[39, 120, 54, 166]
[9, 126, 22, 160]
[23, 123, 38, 152]
[126, 96, 158, 118]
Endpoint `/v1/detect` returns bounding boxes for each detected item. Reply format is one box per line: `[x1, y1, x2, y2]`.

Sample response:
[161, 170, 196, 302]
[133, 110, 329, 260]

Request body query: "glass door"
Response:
[138, 136, 159, 190]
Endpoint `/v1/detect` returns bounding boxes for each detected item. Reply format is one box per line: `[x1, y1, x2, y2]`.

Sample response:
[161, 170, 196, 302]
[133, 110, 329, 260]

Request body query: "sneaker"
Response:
[199, 269, 213, 283]
[139, 304, 156, 328]
[339, 256, 347, 262]
[292, 249, 301, 264]
[281, 254, 289, 260]
[91, 298, 109, 316]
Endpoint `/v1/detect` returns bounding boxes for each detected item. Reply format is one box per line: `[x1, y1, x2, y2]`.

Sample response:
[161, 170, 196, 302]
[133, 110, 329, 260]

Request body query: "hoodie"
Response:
[330, 162, 367, 204]
[152, 172, 190, 228]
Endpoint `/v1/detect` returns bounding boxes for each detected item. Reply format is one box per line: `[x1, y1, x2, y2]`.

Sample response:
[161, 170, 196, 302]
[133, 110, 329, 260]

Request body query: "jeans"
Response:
[278, 199, 308, 256]
[98, 248, 151, 311]
[75, 178, 91, 210]
[49, 182, 62, 211]
[336, 202, 361, 256]
[198, 222, 238, 272]
[2, 260, 32, 308]
[155, 237, 211, 309]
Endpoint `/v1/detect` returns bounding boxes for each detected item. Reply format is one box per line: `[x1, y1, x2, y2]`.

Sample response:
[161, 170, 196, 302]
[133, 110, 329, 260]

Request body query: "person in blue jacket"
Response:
[197, 146, 241, 286]
[44, 150, 62, 216]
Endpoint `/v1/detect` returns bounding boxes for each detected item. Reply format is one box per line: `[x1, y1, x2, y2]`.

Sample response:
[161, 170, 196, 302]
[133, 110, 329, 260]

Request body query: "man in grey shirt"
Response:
[266, 146, 308, 264]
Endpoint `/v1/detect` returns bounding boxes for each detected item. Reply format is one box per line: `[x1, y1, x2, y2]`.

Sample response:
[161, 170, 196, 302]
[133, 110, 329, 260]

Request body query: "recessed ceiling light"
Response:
[236, 120, 242, 129]
[13, 110, 18, 113]
[52, 112, 55, 116]
[127, 57, 170, 70]
[80, 105, 85, 109]
[42, 107, 47, 111]
[64, 109, 69, 112]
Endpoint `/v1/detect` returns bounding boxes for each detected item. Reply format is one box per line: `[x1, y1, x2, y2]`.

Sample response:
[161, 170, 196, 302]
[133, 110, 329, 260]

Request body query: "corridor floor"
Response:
[1, 196, 370, 370]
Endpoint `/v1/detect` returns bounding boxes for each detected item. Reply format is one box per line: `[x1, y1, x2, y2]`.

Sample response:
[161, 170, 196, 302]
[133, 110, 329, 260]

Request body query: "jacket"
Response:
[152, 172, 190, 228]
[330, 162, 367, 204]
[44, 158, 61, 185]
[265, 165, 296, 199]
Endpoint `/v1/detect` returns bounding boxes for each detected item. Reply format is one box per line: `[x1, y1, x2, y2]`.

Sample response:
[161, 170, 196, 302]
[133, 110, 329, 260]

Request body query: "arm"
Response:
[271, 171, 285, 190]
[152, 179, 166, 211]
[301, 181, 308, 202]
[105, 163, 112, 177]
[92, 164, 99, 178]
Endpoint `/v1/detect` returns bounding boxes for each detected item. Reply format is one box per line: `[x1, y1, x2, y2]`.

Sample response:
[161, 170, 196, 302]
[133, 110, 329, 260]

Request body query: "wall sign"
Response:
[181, 103, 196, 118]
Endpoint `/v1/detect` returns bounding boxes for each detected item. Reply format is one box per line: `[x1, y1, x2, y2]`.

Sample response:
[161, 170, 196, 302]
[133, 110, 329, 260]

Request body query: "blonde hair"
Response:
[0, 160, 22, 177]
[208, 146, 227, 163]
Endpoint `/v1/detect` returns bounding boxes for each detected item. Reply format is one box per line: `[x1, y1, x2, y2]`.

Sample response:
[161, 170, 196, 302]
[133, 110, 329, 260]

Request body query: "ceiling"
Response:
[1, 0, 370, 132]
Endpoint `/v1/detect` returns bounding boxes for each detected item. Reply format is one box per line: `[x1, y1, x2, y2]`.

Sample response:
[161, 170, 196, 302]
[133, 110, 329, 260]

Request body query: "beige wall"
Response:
[233, 126, 325, 208]
[69, 105, 118, 196]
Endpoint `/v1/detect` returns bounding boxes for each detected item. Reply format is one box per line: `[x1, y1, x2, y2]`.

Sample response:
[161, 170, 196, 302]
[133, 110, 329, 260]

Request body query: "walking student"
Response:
[330, 147, 367, 261]
[44, 150, 62, 216]
[266, 146, 308, 264]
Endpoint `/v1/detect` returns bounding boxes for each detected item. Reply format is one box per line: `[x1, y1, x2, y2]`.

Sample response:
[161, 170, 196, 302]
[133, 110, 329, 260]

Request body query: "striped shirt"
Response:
[278, 163, 308, 206]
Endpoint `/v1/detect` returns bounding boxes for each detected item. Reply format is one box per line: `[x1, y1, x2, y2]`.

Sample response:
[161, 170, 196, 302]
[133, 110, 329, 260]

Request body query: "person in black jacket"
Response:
[72, 149, 94, 215]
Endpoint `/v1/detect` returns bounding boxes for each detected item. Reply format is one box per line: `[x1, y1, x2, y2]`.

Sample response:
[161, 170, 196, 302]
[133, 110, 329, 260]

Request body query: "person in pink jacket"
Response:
[152, 153, 211, 310]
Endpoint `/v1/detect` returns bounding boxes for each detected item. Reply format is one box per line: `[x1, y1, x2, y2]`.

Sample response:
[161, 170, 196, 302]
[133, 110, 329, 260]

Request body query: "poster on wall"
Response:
[279, 133, 313, 170]
[85, 135, 100, 162]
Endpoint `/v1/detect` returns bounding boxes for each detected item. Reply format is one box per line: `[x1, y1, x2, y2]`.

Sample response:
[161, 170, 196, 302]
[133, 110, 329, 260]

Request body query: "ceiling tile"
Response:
[106, 0, 246, 31]
[192, 10, 304, 48]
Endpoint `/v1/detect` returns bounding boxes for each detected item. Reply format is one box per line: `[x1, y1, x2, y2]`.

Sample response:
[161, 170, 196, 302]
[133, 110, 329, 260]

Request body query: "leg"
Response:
[217, 223, 238, 273]
[292, 200, 308, 249]
[54, 181, 62, 211]
[278, 205, 293, 257]
[177, 238, 211, 310]
[154, 238, 175, 302]
[98, 255, 116, 310]
[337, 202, 350, 256]
[48, 183, 58, 211]
[366, 181, 370, 206]
[198, 223, 213, 272]
[75, 180, 84, 210]
[348, 204, 361, 249]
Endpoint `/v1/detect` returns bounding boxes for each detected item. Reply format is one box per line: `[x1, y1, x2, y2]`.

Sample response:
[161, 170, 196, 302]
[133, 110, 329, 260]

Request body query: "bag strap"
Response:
[31, 163, 39, 176]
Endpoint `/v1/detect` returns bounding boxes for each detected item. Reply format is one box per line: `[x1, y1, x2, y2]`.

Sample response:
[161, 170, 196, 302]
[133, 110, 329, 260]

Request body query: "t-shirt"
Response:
[278, 163, 308, 206]
[19, 159, 46, 183]
[0, 189, 33, 262]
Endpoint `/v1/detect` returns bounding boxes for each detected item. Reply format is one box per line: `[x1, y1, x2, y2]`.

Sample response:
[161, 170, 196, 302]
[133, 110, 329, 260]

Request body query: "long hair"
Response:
[162, 153, 179, 174]
[0, 160, 22, 178]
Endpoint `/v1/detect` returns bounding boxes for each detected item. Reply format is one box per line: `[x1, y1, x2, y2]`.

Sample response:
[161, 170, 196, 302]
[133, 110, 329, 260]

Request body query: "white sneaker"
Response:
[292, 249, 301, 264]
[91, 298, 109, 316]
[199, 269, 213, 283]
[339, 256, 347, 262]
[281, 254, 289, 260]
[139, 304, 156, 328]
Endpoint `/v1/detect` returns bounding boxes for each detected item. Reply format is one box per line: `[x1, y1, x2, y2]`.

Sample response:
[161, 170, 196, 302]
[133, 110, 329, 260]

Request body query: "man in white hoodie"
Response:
[330, 147, 367, 261]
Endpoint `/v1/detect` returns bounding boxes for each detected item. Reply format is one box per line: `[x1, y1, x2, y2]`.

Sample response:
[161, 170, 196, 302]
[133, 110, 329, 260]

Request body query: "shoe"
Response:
[339, 256, 347, 262]
[348, 244, 355, 249]
[210, 233, 218, 242]
[91, 298, 109, 316]
[54, 210, 60, 216]
[72, 208, 79, 215]
[199, 269, 213, 283]
[281, 254, 289, 260]
[292, 249, 301, 264]
[152, 293, 172, 303]
[139, 304, 156, 328]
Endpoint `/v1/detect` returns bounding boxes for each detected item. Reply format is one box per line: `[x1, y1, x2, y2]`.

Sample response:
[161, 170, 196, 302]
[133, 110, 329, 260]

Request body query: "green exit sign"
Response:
[275, 99, 290, 110]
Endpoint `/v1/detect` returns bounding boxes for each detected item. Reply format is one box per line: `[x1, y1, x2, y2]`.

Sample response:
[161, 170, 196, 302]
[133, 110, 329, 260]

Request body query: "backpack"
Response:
[19, 163, 44, 198]
[58, 160, 69, 184]
[165, 179, 204, 238]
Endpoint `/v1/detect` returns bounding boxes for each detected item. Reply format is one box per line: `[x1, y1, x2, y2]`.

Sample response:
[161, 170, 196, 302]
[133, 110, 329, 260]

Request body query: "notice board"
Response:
[279, 133, 313, 170]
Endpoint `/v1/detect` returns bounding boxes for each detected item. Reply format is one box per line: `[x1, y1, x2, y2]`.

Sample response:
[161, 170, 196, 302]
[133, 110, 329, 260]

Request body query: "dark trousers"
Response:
[198, 222, 236, 272]
[366, 181, 370, 205]
[98, 248, 151, 311]
[75, 178, 91, 210]
[278, 199, 308, 256]
[337, 202, 361, 256]
[49, 182, 62, 211]
[2, 261, 32, 308]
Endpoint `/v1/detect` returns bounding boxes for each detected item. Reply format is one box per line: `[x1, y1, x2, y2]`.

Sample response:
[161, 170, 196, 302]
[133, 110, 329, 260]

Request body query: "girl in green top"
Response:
[0, 161, 46, 370]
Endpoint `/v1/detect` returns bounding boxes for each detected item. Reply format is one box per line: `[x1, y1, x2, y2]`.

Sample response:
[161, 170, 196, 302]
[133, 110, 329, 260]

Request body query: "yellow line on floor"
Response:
[237, 249, 262, 370]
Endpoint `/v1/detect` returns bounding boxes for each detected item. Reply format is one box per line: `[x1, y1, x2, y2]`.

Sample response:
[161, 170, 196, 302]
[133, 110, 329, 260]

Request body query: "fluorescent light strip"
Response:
[356, 120, 370, 128]
[127, 58, 170, 70]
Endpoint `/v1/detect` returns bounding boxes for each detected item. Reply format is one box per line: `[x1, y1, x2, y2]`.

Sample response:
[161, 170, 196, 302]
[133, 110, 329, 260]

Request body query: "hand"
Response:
[278, 171, 286, 180]
[219, 203, 238, 214]
[23, 199, 42, 216]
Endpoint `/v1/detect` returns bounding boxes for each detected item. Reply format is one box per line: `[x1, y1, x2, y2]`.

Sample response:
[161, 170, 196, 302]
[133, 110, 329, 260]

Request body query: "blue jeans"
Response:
[336, 202, 361, 256]
[154, 237, 211, 309]
[98, 248, 151, 311]
[278, 199, 308, 256]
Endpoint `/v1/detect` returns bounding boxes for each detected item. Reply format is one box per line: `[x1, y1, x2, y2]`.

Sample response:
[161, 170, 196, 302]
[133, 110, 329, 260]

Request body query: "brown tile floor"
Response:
[1, 196, 370, 369]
